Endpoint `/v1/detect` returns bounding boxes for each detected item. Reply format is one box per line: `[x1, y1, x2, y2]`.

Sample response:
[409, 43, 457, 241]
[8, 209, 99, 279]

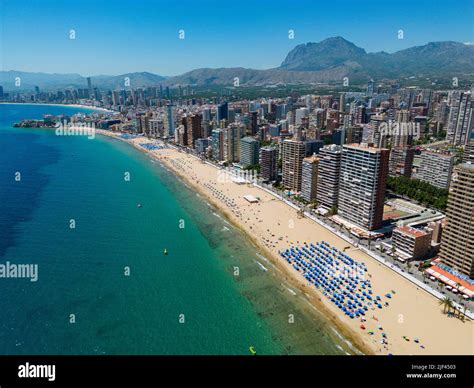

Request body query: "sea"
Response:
[0, 103, 354, 355]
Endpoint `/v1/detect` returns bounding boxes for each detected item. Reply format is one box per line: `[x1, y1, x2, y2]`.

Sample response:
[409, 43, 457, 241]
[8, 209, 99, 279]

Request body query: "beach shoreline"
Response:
[102, 131, 372, 354]
[96, 131, 473, 356]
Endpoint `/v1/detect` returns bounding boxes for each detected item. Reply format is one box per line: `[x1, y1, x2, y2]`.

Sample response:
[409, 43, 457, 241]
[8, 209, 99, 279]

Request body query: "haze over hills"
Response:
[0, 71, 167, 91]
[2, 37, 473, 90]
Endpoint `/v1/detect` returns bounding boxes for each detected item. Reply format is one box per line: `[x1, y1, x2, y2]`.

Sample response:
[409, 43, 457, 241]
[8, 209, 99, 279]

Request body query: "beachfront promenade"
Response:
[256, 183, 474, 321]
[116, 134, 473, 321]
[162, 140, 473, 321]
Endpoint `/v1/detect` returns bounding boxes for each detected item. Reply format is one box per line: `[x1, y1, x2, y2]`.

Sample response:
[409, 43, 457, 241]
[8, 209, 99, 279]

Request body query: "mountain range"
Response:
[0, 71, 167, 91]
[1, 37, 473, 90]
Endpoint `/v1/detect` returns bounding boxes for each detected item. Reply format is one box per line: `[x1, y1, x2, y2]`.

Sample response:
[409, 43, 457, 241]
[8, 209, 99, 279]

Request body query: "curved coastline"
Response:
[98, 130, 373, 355]
[97, 130, 474, 356]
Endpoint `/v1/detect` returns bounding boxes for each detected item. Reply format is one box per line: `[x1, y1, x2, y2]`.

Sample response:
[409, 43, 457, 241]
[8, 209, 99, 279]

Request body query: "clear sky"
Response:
[1, 0, 473, 76]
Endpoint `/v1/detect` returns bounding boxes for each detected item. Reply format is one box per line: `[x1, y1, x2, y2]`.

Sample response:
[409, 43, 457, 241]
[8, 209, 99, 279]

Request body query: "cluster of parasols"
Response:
[140, 142, 163, 151]
[280, 241, 392, 319]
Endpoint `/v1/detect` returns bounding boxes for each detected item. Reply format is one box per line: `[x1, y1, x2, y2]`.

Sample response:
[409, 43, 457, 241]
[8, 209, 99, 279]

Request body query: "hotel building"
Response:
[392, 226, 432, 260]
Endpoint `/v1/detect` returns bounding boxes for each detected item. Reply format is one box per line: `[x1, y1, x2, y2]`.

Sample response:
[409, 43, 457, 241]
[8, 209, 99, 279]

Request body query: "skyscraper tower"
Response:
[338, 144, 389, 231]
[240, 137, 260, 167]
[282, 139, 306, 192]
[301, 154, 319, 202]
[259, 146, 278, 181]
[166, 104, 175, 137]
[414, 151, 454, 190]
[186, 114, 202, 148]
[367, 79, 375, 96]
[87, 77, 92, 97]
[223, 125, 241, 163]
[317, 145, 342, 209]
[447, 91, 473, 146]
[389, 147, 414, 177]
[217, 102, 229, 122]
[439, 163, 474, 278]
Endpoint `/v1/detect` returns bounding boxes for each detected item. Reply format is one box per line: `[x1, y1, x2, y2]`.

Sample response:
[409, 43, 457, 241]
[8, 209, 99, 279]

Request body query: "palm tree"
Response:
[420, 267, 426, 282]
[439, 282, 445, 294]
[455, 304, 463, 319]
[439, 297, 453, 315]
[455, 282, 462, 294]
[461, 304, 467, 322]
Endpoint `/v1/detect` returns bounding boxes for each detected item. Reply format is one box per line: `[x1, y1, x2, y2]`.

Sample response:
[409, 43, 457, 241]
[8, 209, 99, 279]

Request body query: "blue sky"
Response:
[1, 0, 473, 76]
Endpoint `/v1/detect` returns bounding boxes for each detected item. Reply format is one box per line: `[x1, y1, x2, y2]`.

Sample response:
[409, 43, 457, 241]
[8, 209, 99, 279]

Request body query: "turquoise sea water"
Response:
[0, 104, 352, 355]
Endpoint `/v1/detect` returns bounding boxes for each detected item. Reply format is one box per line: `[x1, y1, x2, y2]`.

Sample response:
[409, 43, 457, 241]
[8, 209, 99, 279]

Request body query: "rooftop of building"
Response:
[458, 162, 474, 171]
[240, 136, 259, 143]
[321, 144, 342, 153]
[303, 154, 320, 163]
[422, 150, 454, 159]
[343, 143, 389, 153]
[394, 225, 430, 238]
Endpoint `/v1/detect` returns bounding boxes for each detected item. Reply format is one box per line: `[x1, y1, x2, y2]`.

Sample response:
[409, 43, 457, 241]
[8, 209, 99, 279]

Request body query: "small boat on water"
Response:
[163, 249, 168, 255]
[137, 203, 142, 208]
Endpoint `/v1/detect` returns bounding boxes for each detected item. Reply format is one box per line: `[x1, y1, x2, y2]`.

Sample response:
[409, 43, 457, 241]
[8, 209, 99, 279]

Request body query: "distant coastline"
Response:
[0, 102, 114, 113]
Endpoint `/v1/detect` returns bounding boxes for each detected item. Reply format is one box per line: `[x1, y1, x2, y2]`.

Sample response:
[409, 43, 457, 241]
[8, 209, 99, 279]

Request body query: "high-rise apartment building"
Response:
[316, 145, 342, 209]
[389, 147, 414, 177]
[217, 102, 229, 123]
[282, 139, 306, 192]
[414, 151, 454, 190]
[446, 91, 473, 146]
[240, 137, 260, 167]
[211, 129, 225, 161]
[301, 155, 319, 202]
[259, 146, 279, 182]
[295, 108, 309, 126]
[186, 114, 202, 148]
[463, 140, 474, 163]
[338, 144, 389, 231]
[438, 163, 474, 278]
[223, 125, 241, 163]
[166, 104, 175, 137]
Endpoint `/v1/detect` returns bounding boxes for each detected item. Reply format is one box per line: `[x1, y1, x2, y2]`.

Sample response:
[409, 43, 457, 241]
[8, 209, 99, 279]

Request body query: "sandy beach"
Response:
[99, 131, 474, 356]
